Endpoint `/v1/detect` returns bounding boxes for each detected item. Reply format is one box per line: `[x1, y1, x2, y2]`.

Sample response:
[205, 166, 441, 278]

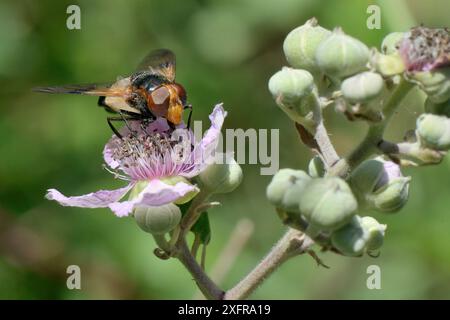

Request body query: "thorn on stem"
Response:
[307, 250, 330, 268]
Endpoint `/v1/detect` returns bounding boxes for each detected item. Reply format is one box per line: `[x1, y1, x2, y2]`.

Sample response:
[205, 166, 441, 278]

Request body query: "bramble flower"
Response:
[46, 104, 227, 217]
[399, 26, 450, 72]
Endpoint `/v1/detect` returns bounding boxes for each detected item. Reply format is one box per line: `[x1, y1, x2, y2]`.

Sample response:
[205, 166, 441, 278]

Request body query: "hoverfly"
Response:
[34, 49, 191, 138]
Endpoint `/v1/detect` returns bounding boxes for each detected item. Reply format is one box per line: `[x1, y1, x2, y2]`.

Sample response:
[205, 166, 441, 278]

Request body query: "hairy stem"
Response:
[315, 121, 340, 167]
[224, 228, 310, 300]
[176, 239, 225, 300]
[314, 92, 340, 168]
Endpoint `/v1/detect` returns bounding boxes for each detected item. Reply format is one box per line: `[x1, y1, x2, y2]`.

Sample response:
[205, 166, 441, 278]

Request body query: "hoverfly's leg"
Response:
[184, 104, 193, 130]
[107, 117, 124, 140]
[118, 111, 138, 138]
[140, 118, 152, 136]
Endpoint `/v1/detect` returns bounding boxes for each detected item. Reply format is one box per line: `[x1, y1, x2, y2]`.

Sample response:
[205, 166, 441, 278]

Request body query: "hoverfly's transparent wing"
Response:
[136, 48, 176, 82]
[33, 78, 141, 115]
[32, 82, 123, 97]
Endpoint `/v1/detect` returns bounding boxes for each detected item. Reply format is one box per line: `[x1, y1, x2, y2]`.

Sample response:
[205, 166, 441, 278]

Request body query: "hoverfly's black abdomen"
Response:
[131, 72, 167, 92]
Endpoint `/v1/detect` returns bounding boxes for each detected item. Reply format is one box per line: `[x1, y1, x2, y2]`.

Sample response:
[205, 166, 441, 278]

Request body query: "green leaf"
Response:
[191, 211, 211, 245]
[178, 200, 211, 245]
[178, 200, 192, 217]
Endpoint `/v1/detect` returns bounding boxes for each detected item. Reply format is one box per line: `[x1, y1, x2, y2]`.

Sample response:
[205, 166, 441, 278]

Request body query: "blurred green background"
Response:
[0, 0, 449, 299]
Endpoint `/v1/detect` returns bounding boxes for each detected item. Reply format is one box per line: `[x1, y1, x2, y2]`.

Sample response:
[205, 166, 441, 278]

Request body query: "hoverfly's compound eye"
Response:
[173, 83, 187, 105]
[148, 86, 170, 117]
[151, 86, 170, 105]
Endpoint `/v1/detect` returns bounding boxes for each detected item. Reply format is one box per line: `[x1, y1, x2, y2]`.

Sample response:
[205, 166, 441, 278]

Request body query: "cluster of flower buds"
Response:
[270, 17, 391, 124]
[267, 19, 449, 257]
[267, 158, 396, 257]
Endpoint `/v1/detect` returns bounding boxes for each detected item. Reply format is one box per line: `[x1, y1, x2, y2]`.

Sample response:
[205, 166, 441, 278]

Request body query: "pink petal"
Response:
[46, 184, 133, 208]
[184, 104, 227, 178]
[108, 179, 198, 217]
[103, 138, 121, 169]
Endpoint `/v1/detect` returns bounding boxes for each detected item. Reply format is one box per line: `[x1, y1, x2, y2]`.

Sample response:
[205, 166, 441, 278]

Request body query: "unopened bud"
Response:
[416, 113, 450, 150]
[266, 169, 311, 213]
[408, 68, 450, 103]
[381, 32, 405, 54]
[268, 67, 319, 126]
[370, 51, 405, 77]
[340, 71, 385, 103]
[315, 28, 370, 79]
[134, 204, 181, 235]
[198, 153, 243, 194]
[349, 158, 410, 213]
[331, 215, 386, 256]
[299, 177, 357, 232]
[283, 17, 331, 73]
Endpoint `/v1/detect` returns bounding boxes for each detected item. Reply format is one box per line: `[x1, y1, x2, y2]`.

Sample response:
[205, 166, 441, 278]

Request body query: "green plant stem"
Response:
[329, 80, 414, 177]
[176, 239, 225, 300]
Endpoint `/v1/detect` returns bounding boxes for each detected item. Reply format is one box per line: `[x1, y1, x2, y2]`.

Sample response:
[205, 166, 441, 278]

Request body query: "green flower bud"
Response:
[370, 51, 405, 76]
[134, 204, 181, 235]
[299, 177, 357, 232]
[371, 177, 410, 212]
[315, 28, 370, 79]
[281, 177, 312, 213]
[331, 216, 367, 256]
[381, 32, 404, 54]
[416, 113, 450, 150]
[424, 98, 450, 117]
[331, 215, 386, 256]
[308, 156, 326, 178]
[348, 158, 410, 213]
[360, 216, 386, 251]
[340, 71, 385, 103]
[198, 153, 243, 194]
[266, 169, 311, 212]
[283, 17, 331, 72]
[349, 158, 401, 197]
[268, 67, 319, 126]
[408, 68, 450, 103]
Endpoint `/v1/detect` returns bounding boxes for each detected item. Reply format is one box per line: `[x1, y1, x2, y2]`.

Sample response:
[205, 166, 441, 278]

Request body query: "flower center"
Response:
[113, 133, 174, 164]
[110, 130, 193, 181]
